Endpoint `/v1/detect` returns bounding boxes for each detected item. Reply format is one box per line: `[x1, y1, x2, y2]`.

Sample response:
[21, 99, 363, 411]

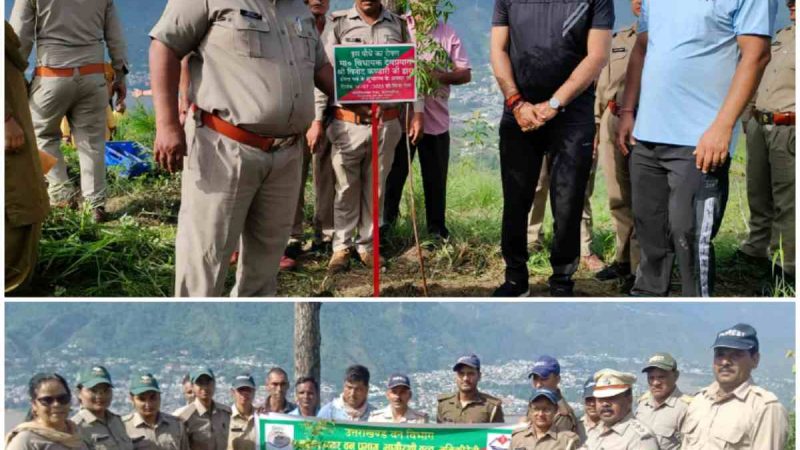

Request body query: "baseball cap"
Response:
[642, 352, 678, 372]
[592, 369, 636, 399]
[129, 372, 161, 395]
[528, 388, 559, 405]
[78, 366, 113, 389]
[452, 354, 481, 371]
[190, 368, 216, 383]
[387, 373, 411, 389]
[528, 355, 560, 379]
[712, 323, 759, 352]
[232, 373, 256, 390]
[582, 376, 596, 399]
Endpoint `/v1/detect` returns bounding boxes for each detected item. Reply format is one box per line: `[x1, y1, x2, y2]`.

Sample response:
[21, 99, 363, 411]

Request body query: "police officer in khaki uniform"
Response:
[526, 356, 578, 434]
[227, 374, 256, 450]
[324, 0, 424, 273]
[10, 0, 128, 222]
[123, 373, 189, 450]
[592, 0, 641, 291]
[173, 369, 231, 450]
[512, 389, 580, 450]
[579, 369, 658, 450]
[72, 366, 134, 450]
[5, 21, 50, 293]
[681, 323, 788, 449]
[576, 377, 601, 445]
[149, 0, 334, 297]
[368, 374, 429, 423]
[634, 352, 691, 450]
[740, 0, 796, 279]
[437, 354, 504, 424]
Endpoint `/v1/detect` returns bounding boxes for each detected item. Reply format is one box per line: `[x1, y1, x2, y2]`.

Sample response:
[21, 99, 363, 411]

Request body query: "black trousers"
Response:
[384, 132, 450, 237]
[499, 120, 595, 287]
[630, 141, 729, 297]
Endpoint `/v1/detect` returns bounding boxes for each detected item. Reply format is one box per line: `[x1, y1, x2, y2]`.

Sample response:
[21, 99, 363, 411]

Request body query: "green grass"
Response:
[16, 108, 794, 298]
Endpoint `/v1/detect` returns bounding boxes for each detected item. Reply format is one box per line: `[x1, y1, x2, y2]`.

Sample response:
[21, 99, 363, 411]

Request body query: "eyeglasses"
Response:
[36, 394, 71, 406]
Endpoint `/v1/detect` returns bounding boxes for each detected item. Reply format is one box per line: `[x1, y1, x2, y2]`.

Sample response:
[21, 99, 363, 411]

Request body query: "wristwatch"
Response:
[548, 97, 562, 111]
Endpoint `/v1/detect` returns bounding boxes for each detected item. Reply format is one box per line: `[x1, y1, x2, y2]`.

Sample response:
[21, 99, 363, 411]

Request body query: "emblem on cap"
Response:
[649, 355, 665, 362]
[141, 375, 152, 383]
[92, 367, 104, 375]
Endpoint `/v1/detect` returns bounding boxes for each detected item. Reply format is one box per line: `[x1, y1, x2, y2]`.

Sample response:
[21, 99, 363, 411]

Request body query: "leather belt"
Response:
[753, 110, 795, 126]
[34, 63, 106, 77]
[607, 100, 620, 117]
[198, 108, 279, 152]
[333, 107, 400, 125]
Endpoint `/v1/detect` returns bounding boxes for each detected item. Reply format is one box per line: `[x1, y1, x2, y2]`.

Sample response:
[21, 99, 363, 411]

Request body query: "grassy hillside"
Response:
[13, 104, 793, 298]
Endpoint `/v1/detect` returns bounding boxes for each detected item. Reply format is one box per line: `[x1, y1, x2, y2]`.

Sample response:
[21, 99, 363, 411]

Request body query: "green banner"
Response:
[257, 414, 517, 450]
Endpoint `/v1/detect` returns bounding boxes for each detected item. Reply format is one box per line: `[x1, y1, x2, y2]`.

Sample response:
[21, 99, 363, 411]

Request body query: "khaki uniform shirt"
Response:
[634, 388, 690, 450]
[123, 412, 189, 450]
[520, 397, 578, 434]
[511, 427, 580, 450]
[594, 24, 637, 123]
[226, 405, 255, 450]
[4, 21, 49, 227]
[174, 400, 231, 450]
[580, 413, 658, 450]
[680, 379, 788, 450]
[149, 0, 328, 137]
[5, 429, 91, 450]
[72, 409, 134, 450]
[436, 391, 504, 424]
[576, 415, 601, 445]
[754, 25, 795, 113]
[314, 14, 335, 122]
[367, 405, 429, 423]
[9, 0, 128, 79]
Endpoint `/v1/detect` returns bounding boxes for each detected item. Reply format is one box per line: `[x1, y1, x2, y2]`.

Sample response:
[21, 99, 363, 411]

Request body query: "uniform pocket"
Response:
[290, 21, 316, 64]
[710, 423, 746, 447]
[232, 14, 273, 58]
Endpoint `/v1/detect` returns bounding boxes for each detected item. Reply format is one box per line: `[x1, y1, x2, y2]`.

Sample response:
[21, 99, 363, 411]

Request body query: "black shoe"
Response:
[619, 274, 636, 295]
[284, 241, 303, 259]
[549, 283, 574, 297]
[595, 261, 631, 281]
[492, 281, 530, 297]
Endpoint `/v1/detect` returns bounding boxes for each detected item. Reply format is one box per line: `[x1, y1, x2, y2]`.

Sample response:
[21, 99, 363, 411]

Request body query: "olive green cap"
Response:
[642, 352, 678, 372]
[78, 365, 113, 389]
[190, 367, 216, 383]
[129, 372, 161, 395]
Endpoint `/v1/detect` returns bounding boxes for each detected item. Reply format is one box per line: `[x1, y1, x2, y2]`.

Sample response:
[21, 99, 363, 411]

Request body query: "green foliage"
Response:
[400, 0, 456, 97]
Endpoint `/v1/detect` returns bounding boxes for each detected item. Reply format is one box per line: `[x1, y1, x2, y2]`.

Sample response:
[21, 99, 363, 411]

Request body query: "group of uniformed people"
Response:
[4, 322, 789, 450]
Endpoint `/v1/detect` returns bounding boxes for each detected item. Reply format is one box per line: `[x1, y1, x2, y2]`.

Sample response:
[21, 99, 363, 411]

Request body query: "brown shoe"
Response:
[357, 250, 385, 268]
[327, 249, 351, 274]
[92, 206, 108, 223]
[581, 253, 605, 272]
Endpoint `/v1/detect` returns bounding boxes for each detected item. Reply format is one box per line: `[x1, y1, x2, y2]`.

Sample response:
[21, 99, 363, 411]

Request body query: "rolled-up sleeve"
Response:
[149, 0, 210, 60]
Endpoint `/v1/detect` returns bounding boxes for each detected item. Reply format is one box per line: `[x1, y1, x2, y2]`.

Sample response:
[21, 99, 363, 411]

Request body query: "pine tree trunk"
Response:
[293, 302, 321, 384]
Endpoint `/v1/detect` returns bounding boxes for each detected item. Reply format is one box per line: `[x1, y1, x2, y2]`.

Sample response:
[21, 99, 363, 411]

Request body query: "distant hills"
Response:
[6, 302, 795, 380]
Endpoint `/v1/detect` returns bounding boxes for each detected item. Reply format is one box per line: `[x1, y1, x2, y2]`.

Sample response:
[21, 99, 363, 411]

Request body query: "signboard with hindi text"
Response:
[257, 414, 517, 450]
[333, 44, 416, 103]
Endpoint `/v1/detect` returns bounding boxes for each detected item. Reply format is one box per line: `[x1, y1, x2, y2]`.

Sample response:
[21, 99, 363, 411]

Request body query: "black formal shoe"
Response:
[596, 261, 631, 281]
[492, 281, 530, 297]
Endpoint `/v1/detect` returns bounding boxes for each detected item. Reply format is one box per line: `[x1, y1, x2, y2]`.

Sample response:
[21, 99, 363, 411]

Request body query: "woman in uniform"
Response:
[72, 366, 134, 450]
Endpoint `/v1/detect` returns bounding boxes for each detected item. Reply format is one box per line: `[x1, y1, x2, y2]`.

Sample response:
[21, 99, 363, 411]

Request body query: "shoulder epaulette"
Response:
[331, 10, 348, 19]
[121, 413, 134, 422]
[438, 392, 457, 402]
[216, 403, 232, 414]
[161, 412, 180, 424]
[638, 391, 651, 403]
[480, 392, 501, 404]
[680, 394, 693, 405]
[750, 386, 780, 404]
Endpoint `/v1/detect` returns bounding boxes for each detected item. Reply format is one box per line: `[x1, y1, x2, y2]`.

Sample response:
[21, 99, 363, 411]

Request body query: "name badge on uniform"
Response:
[612, 47, 626, 53]
[232, 427, 244, 432]
[344, 37, 362, 43]
[240, 9, 263, 20]
[295, 17, 303, 34]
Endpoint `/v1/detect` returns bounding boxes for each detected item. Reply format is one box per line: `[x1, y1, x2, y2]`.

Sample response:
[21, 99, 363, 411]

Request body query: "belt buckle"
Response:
[760, 112, 773, 125]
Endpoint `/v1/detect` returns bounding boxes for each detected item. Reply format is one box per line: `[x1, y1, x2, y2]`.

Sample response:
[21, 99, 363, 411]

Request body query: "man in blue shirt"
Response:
[489, 0, 614, 297]
[617, 0, 776, 297]
[317, 365, 375, 421]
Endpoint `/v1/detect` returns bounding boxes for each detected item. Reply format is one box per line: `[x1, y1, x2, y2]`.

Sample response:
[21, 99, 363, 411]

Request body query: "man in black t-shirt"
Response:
[489, 0, 614, 297]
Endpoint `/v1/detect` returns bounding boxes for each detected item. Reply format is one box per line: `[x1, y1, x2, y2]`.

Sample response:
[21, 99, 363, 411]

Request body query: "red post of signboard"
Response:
[371, 103, 380, 298]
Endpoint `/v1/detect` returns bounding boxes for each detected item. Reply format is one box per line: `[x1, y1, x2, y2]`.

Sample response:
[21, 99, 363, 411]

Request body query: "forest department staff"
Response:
[72, 366, 134, 450]
[511, 389, 580, 450]
[436, 354, 504, 424]
[10, 0, 128, 223]
[634, 353, 690, 450]
[368, 374, 429, 423]
[227, 374, 256, 450]
[123, 373, 189, 450]
[591, 0, 641, 293]
[526, 356, 578, 434]
[149, 0, 334, 297]
[680, 323, 788, 449]
[576, 377, 601, 445]
[173, 369, 231, 450]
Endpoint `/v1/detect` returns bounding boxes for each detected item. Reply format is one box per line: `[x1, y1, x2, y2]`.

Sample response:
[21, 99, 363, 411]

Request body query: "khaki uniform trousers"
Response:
[5, 221, 42, 291]
[290, 132, 335, 244]
[528, 153, 595, 256]
[742, 118, 795, 274]
[175, 118, 303, 297]
[29, 73, 108, 207]
[327, 117, 402, 253]
[597, 108, 640, 268]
